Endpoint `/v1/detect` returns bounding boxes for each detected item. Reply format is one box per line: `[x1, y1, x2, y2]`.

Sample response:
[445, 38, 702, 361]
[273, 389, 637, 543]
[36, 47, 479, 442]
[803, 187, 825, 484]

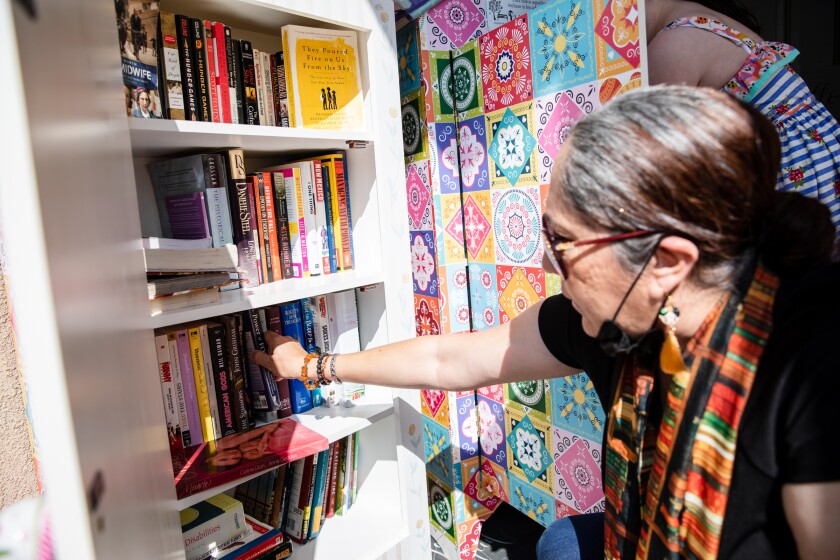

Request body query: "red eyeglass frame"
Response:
[541, 216, 660, 278]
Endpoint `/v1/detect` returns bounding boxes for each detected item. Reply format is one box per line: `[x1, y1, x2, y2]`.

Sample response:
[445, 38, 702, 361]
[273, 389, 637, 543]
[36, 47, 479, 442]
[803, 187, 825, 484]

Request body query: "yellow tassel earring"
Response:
[658, 296, 686, 375]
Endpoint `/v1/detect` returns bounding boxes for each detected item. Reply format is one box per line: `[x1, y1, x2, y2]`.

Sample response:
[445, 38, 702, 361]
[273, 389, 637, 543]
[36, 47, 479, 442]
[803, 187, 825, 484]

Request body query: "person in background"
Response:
[646, 0, 840, 253]
[251, 86, 840, 559]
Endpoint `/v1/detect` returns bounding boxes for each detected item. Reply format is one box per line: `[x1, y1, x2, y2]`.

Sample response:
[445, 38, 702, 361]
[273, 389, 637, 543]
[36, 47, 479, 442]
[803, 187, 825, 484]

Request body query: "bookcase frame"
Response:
[0, 1, 431, 558]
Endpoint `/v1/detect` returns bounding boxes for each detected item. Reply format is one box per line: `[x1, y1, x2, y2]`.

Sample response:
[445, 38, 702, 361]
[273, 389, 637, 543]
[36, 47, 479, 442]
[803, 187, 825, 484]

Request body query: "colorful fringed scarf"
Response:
[604, 263, 779, 559]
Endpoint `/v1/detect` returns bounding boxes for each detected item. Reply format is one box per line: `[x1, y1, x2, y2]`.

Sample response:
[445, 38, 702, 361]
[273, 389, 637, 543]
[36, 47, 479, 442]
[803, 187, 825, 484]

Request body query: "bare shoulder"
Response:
[647, 26, 708, 86]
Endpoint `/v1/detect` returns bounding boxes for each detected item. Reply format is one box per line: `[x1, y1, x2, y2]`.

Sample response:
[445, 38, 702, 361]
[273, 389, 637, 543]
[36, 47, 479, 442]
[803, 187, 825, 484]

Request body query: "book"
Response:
[147, 272, 233, 298]
[325, 439, 341, 518]
[260, 51, 276, 127]
[168, 332, 194, 448]
[188, 325, 216, 442]
[220, 314, 250, 433]
[259, 172, 281, 282]
[243, 309, 282, 412]
[263, 307, 293, 419]
[234, 469, 277, 525]
[329, 290, 365, 405]
[320, 163, 338, 273]
[323, 152, 353, 270]
[157, 12, 185, 120]
[253, 49, 267, 126]
[343, 432, 356, 512]
[307, 448, 330, 539]
[350, 429, 359, 507]
[149, 288, 222, 315]
[180, 493, 247, 560]
[268, 463, 289, 529]
[199, 324, 223, 439]
[279, 302, 312, 414]
[174, 14, 198, 120]
[310, 161, 331, 274]
[213, 515, 284, 560]
[269, 172, 294, 280]
[232, 40, 246, 125]
[148, 154, 234, 248]
[172, 420, 328, 500]
[176, 328, 204, 446]
[281, 25, 364, 130]
[280, 168, 303, 278]
[143, 244, 238, 273]
[299, 298, 321, 407]
[208, 323, 237, 437]
[310, 295, 341, 407]
[224, 26, 239, 124]
[205, 20, 220, 122]
[332, 437, 347, 515]
[239, 40, 259, 125]
[248, 174, 270, 283]
[190, 17, 212, 122]
[155, 333, 181, 450]
[119, 1, 163, 119]
[221, 149, 262, 288]
[143, 236, 212, 250]
[212, 22, 233, 124]
[283, 454, 314, 544]
[273, 51, 290, 127]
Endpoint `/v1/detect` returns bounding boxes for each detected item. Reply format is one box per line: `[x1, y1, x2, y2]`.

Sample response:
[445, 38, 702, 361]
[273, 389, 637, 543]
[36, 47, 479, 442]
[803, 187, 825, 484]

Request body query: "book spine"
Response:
[271, 172, 294, 280]
[317, 444, 333, 531]
[282, 170, 302, 279]
[199, 324, 222, 438]
[250, 174, 270, 283]
[208, 324, 237, 437]
[323, 160, 343, 271]
[212, 22, 232, 123]
[244, 309, 282, 410]
[325, 439, 341, 518]
[188, 326, 215, 441]
[262, 172, 283, 281]
[253, 49, 267, 126]
[176, 329, 204, 445]
[293, 169, 309, 277]
[300, 298, 321, 407]
[239, 40, 260, 125]
[204, 20, 220, 123]
[155, 333, 180, 449]
[264, 307, 293, 418]
[183, 497, 246, 558]
[298, 453, 317, 544]
[260, 51, 276, 127]
[350, 429, 359, 506]
[175, 15, 199, 120]
[158, 12, 185, 120]
[311, 162, 331, 275]
[223, 149, 262, 288]
[167, 333, 192, 447]
[189, 18, 211, 122]
[202, 154, 234, 247]
[333, 156, 353, 270]
[338, 152, 356, 269]
[283, 458, 307, 542]
[299, 163, 320, 276]
[307, 448, 330, 539]
[281, 28, 297, 127]
[224, 26, 239, 124]
[279, 302, 313, 414]
[278, 459, 296, 529]
[268, 464, 288, 528]
[333, 437, 347, 515]
[232, 40, 246, 125]
[320, 163, 338, 273]
[221, 315, 250, 432]
[273, 51, 290, 127]
[344, 431, 356, 511]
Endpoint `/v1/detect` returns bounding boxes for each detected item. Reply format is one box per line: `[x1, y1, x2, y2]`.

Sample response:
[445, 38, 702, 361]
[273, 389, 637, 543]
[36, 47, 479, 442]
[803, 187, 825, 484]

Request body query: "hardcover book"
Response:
[213, 515, 285, 560]
[157, 12, 185, 120]
[171, 419, 328, 500]
[281, 25, 364, 130]
[180, 493, 246, 560]
[221, 148, 262, 288]
[189, 17, 212, 122]
[116, 0, 163, 118]
[174, 13, 198, 120]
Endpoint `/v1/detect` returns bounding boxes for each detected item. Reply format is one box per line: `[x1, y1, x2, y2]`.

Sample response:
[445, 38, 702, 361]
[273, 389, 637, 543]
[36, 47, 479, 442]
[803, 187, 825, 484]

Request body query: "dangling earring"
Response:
[658, 296, 686, 375]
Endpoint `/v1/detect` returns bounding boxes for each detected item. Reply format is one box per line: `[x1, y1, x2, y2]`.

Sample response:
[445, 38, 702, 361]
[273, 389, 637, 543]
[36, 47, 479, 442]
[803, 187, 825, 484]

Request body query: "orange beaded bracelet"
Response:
[301, 352, 320, 389]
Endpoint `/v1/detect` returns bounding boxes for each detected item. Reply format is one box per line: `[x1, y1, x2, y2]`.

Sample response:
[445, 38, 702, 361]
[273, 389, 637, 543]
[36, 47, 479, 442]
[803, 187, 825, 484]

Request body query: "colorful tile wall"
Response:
[403, 0, 646, 556]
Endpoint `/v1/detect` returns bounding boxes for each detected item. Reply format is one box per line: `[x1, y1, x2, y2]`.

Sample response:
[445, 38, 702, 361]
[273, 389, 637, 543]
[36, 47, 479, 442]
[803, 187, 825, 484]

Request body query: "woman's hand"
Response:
[250, 330, 308, 382]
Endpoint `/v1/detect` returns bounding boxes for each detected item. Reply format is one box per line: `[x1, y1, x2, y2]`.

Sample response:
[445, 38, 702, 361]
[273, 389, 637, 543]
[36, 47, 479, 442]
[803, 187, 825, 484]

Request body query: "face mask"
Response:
[595, 240, 664, 357]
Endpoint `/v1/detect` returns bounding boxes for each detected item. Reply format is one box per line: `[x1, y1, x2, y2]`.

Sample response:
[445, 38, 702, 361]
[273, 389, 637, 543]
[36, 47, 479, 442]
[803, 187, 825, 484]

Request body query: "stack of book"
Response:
[116, 2, 364, 130]
[148, 149, 355, 292]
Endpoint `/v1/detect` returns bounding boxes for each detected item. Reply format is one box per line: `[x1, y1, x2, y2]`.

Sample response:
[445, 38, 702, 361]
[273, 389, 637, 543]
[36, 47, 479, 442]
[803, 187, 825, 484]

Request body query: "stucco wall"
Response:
[0, 272, 38, 508]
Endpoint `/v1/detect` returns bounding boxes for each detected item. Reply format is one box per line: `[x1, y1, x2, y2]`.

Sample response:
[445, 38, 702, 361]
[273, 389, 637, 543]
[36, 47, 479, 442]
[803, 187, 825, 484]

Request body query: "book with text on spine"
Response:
[281, 25, 364, 130]
[180, 493, 246, 560]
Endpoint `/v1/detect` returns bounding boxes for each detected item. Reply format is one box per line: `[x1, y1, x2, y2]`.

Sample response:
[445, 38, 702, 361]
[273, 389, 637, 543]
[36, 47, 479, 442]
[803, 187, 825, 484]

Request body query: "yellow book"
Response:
[188, 326, 215, 442]
[281, 25, 363, 130]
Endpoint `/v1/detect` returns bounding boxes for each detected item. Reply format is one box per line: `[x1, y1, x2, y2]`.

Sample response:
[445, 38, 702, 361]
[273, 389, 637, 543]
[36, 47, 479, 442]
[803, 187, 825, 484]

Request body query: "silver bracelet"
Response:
[329, 353, 342, 383]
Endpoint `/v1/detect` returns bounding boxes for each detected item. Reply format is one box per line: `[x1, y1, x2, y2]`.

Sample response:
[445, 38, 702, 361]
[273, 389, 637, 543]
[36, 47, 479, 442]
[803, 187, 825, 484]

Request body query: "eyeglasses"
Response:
[541, 216, 660, 278]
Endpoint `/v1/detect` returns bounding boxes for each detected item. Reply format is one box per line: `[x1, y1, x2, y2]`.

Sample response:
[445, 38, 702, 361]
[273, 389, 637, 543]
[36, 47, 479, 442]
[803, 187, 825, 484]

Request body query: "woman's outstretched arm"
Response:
[250, 299, 581, 392]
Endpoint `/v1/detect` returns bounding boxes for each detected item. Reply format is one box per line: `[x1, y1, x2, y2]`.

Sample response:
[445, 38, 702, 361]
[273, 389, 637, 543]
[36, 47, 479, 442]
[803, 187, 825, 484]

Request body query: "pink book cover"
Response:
[172, 419, 328, 499]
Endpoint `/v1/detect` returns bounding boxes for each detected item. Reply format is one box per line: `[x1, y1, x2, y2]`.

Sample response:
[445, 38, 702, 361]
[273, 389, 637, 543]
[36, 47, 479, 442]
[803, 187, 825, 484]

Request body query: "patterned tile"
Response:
[535, 83, 599, 182]
[505, 407, 553, 493]
[594, 0, 636, 78]
[476, 395, 507, 467]
[424, 416, 455, 486]
[497, 265, 545, 323]
[529, 0, 597, 96]
[464, 456, 508, 512]
[556, 500, 583, 520]
[479, 15, 534, 113]
[506, 379, 550, 418]
[429, 122, 461, 194]
[452, 38, 485, 120]
[415, 294, 443, 338]
[550, 372, 605, 441]
[458, 517, 486, 560]
[487, 102, 538, 188]
[459, 457, 493, 520]
[455, 393, 479, 461]
[428, 50, 456, 122]
[552, 426, 605, 514]
[508, 473, 558, 528]
[443, 265, 472, 333]
[421, 386, 450, 424]
[428, 0, 488, 49]
[402, 89, 429, 163]
[477, 384, 504, 403]
[421, 48, 435, 116]
[467, 262, 499, 330]
[428, 475, 458, 543]
[486, 0, 549, 29]
[595, 0, 641, 70]
[598, 67, 643, 105]
[410, 230, 439, 297]
[441, 194, 468, 265]
[406, 160, 433, 231]
[462, 192, 495, 263]
[457, 115, 490, 192]
[398, 22, 422, 97]
[491, 185, 543, 267]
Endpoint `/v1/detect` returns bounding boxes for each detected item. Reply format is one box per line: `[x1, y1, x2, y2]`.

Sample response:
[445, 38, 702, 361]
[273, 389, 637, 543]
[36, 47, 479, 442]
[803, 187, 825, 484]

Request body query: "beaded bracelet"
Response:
[316, 352, 331, 386]
[300, 352, 320, 389]
[329, 353, 342, 384]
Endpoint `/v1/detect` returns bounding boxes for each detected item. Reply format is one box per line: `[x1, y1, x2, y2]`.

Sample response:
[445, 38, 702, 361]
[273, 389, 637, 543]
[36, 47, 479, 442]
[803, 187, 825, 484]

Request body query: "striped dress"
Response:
[666, 17, 840, 245]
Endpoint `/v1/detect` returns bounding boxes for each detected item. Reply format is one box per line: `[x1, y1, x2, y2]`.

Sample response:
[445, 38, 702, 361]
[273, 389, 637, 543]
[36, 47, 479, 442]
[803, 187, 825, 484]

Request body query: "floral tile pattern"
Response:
[443, 265, 472, 333]
[480, 15, 533, 112]
[505, 408, 553, 492]
[595, 0, 641, 70]
[416, 294, 443, 338]
[429, 475, 458, 543]
[458, 516, 487, 560]
[398, 22, 422, 96]
[452, 39, 485, 120]
[487, 103, 539, 188]
[457, 116, 490, 192]
[441, 194, 468, 264]
[598, 67, 643, 105]
[430, 122, 461, 194]
[406, 160, 434, 231]
[508, 473, 558, 528]
[421, 386, 450, 424]
[424, 416, 455, 486]
[476, 395, 507, 467]
[428, 0, 488, 49]
[550, 372, 605, 441]
[463, 456, 508, 511]
[429, 50, 456, 122]
[477, 383, 505, 403]
[456, 393, 479, 461]
[467, 262, 499, 330]
[403, 89, 429, 163]
[462, 192, 495, 262]
[552, 426, 605, 514]
[411, 230, 439, 297]
[492, 186, 543, 267]
[506, 378, 549, 418]
[497, 265, 545, 323]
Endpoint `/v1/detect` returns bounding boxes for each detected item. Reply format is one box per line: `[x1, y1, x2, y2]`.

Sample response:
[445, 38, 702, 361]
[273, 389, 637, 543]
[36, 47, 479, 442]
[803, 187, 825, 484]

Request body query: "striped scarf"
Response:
[604, 263, 779, 559]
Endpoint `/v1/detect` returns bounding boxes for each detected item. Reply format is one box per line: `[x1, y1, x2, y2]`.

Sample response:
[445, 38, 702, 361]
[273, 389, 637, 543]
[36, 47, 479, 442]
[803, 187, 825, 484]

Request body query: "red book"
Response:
[212, 22, 232, 123]
[332, 155, 353, 270]
[204, 20, 220, 122]
[325, 439, 342, 518]
[249, 174, 269, 283]
[171, 419, 328, 500]
[262, 172, 283, 281]
[264, 307, 292, 419]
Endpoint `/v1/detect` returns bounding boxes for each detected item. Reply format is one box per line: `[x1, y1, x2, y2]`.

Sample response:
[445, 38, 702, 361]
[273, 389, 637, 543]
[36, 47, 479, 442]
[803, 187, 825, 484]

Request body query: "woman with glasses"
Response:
[252, 86, 840, 559]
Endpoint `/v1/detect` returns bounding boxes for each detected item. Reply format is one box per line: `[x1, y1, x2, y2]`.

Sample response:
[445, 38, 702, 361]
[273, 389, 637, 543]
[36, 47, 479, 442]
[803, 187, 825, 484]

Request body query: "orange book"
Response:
[261, 172, 283, 281]
[248, 174, 269, 282]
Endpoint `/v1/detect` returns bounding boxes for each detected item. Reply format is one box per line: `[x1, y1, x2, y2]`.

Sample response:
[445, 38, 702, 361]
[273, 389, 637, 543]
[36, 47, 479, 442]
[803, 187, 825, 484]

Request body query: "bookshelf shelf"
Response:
[149, 270, 385, 328]
[129, 119, 374, 157]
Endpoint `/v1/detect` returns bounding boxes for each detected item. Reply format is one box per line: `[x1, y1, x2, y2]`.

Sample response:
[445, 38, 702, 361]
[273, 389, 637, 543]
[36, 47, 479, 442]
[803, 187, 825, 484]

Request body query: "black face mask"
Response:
[595, 240, 664, 358]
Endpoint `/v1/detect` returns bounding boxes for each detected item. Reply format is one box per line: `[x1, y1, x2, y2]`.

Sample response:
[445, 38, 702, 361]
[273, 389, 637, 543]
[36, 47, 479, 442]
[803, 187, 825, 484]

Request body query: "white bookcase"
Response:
[0, 1, 432, 558]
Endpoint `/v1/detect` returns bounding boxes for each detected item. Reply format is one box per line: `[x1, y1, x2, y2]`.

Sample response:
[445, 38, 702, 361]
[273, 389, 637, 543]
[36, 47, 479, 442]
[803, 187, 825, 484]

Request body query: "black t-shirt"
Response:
[538, 264, 840, 558]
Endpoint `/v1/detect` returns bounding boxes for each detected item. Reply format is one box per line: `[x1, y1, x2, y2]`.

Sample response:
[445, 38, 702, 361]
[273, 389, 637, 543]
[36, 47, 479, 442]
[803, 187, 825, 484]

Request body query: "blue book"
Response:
[300, 298, 322, 407]
[307, 448, 331, 539]
[321, 164, 338, 273]
[280, 301, 313, 413]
